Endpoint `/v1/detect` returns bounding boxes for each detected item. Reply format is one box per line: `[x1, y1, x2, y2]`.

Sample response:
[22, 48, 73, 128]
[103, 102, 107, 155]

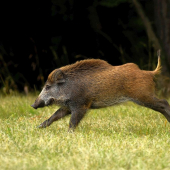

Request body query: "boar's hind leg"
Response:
[149, 98, 170, 122]
[38, 107, 71, 128]
[137, 97, 170, 122]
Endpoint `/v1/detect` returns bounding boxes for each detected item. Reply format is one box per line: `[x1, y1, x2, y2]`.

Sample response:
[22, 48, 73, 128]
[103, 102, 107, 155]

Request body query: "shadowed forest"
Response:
[0, 0, 170, 95]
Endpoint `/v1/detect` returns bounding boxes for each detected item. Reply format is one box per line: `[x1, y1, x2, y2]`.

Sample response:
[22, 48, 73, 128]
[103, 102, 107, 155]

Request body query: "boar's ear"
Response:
[54, 69, 65, 84]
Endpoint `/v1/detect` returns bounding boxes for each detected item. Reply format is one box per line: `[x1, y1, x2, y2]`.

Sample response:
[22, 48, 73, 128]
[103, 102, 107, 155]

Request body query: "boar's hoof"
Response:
[37, 124, 46, 128]
[37, 124, 44, 128]
[68, 128, 74, 133]
[37, 120, 49, 128]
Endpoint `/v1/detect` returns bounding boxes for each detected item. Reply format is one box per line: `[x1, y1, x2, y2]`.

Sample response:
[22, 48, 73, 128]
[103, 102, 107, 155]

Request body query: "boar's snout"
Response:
[31, 99, 45, 109]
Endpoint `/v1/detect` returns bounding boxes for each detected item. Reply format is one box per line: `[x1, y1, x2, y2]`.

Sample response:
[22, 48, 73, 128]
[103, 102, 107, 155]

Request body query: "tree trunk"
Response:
[154, 0, 170, 75]
[132, 0, 161, 50]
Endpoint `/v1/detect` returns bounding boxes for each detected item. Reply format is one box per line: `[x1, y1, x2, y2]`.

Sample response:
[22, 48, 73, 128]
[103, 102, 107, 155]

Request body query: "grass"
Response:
[0, 94, 170, 170]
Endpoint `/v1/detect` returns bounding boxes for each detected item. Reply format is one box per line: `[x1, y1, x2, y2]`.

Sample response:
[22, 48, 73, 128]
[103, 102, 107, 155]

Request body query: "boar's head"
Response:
[31, 69, 67, 109]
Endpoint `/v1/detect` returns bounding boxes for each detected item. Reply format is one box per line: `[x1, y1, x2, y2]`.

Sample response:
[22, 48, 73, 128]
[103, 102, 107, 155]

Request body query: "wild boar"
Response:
[31, 52, 170, 131]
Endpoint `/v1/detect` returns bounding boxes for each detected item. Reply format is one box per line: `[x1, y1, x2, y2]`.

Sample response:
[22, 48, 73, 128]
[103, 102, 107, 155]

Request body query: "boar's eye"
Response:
[45, 85, 51, 91]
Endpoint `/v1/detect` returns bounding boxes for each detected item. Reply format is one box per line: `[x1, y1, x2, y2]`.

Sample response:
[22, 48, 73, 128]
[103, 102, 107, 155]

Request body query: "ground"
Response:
[0, 94, 170, 170]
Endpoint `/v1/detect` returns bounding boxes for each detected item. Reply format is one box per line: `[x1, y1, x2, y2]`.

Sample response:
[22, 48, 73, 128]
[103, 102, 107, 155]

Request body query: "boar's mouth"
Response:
[46, 98, 55, 106]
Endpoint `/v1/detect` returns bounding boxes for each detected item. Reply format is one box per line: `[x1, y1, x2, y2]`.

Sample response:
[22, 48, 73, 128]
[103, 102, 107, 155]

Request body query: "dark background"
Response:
[0, 0, 170, 95]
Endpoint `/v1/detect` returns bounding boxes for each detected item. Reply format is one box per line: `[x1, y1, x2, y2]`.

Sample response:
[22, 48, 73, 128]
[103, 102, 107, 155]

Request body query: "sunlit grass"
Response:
[0, 94, 170, 170]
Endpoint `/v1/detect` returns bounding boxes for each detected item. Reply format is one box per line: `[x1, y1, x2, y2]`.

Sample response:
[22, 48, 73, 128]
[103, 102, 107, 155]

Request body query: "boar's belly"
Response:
[91, 96, 130, 109]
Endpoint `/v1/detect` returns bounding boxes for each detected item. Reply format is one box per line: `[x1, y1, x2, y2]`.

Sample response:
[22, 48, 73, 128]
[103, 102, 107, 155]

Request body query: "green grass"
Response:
[0, 94, 170, 170]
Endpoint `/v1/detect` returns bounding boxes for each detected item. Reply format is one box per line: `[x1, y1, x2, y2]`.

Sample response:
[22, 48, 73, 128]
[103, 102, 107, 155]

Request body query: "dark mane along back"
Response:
[61, 59, 111, 74]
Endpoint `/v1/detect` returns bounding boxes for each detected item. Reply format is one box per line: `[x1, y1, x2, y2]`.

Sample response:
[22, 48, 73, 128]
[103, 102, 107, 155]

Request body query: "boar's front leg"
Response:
[38, 107, 71, 128]
[69, 108, 87, 132]
[68, 102, 91, 132]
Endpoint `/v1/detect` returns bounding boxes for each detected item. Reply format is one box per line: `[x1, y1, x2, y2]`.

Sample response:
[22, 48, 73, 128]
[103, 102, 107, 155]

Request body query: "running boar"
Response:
[31, 53, 170, 131]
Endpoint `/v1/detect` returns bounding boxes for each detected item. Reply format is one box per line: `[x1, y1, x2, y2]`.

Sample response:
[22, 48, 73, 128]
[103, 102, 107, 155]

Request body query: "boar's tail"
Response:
[153, 49, 161, 75]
